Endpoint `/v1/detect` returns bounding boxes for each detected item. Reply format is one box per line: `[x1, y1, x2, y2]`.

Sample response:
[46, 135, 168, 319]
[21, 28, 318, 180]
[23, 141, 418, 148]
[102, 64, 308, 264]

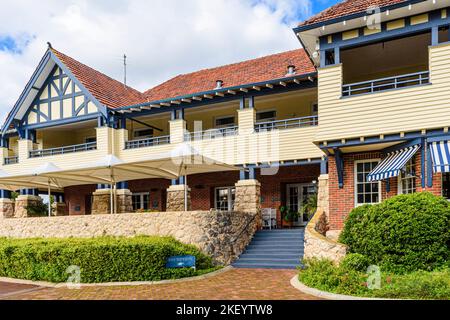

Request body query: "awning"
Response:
[430, 140, 450, 173]
[367, 145, 421, 182]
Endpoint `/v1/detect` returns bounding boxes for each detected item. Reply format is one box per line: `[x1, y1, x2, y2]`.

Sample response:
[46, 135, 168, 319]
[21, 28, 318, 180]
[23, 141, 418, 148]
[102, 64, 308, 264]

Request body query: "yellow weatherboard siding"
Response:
[386, 19, 405, 31]
[342, 30, 359, 41]
[316, 43, 450, 142]
[410, 14, 429, 25]
[364, 27, 381, 36]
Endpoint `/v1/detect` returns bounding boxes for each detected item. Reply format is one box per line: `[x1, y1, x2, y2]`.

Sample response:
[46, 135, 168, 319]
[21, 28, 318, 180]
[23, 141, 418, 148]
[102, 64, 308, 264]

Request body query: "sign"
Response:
[166, 255, 196, 269]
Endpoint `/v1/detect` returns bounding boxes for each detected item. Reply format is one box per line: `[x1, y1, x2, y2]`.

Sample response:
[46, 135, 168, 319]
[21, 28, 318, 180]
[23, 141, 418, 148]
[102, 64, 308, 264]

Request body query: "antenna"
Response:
[123, 54, 127, 87]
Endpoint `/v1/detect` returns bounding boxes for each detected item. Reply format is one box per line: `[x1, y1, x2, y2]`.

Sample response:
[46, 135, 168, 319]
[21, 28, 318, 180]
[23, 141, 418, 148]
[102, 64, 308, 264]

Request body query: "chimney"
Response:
[287, 65, 296, 76]
[215, 80, 223, 89]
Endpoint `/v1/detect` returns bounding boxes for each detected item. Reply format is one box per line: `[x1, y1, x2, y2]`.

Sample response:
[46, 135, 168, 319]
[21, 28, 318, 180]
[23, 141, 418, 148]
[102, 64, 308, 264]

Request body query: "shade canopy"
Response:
[430, 140, 450, 173]
[367, 145, 421, 182]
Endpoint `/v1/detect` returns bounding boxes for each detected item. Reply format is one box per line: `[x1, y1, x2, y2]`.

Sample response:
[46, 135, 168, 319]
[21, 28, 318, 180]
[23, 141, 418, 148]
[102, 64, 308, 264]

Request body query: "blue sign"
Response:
[166, 255, 196, 269]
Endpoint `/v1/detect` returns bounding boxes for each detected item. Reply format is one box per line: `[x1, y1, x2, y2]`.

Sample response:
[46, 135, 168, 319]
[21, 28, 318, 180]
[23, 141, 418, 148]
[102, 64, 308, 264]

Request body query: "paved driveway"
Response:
[0, 268, 318, 300]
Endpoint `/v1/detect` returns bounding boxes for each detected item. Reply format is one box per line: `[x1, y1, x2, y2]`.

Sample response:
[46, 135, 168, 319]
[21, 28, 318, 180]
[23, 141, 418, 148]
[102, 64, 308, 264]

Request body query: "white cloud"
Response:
[0, 0, 312, 121]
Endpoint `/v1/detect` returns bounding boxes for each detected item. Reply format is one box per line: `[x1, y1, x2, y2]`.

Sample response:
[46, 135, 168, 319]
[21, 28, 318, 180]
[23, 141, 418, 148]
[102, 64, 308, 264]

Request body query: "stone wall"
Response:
[166, 185, 191, 212]
[0, 199, 14, 219]
[304, 209, 347, 264]
[14, 195, 43, 218]
[0, 210, 258, 265]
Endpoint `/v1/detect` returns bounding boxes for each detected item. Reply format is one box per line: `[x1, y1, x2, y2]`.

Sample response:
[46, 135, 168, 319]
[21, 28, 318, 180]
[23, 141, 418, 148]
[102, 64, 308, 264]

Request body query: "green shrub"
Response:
[0, 236, 215, 283]
[299, 258, 450, 300]
[341, 253, 372, 272]
[340, 192, 450, 273]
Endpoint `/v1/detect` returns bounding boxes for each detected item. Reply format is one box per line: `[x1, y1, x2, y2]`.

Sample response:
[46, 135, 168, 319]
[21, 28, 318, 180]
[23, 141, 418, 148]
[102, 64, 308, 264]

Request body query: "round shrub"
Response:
[339, 192, 450, 273]
[0, 236, 215, 283]
[341, 253, 372, 272]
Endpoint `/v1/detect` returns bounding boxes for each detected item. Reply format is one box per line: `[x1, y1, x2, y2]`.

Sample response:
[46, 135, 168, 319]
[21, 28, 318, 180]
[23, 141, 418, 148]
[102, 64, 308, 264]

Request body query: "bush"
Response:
[341, 253, 372, 272]
[0, 236, 215, 283]
[339, 192, 450, 273]
[299, 258, 450, 300]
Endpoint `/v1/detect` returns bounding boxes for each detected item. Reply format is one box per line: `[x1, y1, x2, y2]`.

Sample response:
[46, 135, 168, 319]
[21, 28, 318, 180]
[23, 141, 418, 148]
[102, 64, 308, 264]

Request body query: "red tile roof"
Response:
[144, 49, 316, 102]
[300, 0, 408, 27]
[51, 48, 147, 109]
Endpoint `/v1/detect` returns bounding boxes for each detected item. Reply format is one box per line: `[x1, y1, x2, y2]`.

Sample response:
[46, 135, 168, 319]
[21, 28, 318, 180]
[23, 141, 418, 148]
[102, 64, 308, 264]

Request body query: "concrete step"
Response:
[236, 257, 301, 264]
[239, 253, 303, 260]
[232, 262, 302, 270]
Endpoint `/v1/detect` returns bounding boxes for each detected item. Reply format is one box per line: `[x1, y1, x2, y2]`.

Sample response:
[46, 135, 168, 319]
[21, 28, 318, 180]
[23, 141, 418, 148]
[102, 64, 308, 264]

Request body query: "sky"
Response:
[0, 0, 338, 122]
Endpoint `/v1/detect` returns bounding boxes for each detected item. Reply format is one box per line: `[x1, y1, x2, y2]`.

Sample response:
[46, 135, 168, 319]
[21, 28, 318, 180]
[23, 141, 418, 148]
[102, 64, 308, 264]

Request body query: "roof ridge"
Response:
[144, 48, 305, 95]
[50, 47, 144, 96]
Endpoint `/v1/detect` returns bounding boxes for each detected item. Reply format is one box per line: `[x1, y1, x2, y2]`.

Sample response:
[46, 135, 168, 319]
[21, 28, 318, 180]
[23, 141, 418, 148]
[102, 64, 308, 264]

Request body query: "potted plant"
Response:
[300, 194, 318, 223]
[282, 209, 299, 228]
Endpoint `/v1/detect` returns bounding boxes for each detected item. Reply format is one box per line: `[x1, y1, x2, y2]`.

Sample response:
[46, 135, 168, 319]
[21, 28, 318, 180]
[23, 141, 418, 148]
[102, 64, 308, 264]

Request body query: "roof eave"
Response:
[293, 0, 426, 34]
[115, 71, 318, 112]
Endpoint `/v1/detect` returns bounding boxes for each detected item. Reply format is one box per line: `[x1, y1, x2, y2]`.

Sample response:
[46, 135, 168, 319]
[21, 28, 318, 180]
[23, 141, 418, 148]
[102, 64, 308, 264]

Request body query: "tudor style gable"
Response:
[25, 65, 99, 126]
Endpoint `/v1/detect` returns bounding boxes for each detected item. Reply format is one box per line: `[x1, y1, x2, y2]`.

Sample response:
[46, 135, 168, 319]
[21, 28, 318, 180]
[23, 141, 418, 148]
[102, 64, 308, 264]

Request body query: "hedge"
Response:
[339, 192, 450, 273]
[0, 236, 215, 283]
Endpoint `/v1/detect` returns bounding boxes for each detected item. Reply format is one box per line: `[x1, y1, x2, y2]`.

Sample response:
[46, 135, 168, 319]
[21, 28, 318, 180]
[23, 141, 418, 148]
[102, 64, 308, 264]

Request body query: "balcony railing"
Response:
[342, 71, 430, 97]
[184, 126, 238, 141]
[255, 116, 318, 132]
[125, 135, 170, 149]
[4, 156, 18, 165]
[29, 142, 97, 158]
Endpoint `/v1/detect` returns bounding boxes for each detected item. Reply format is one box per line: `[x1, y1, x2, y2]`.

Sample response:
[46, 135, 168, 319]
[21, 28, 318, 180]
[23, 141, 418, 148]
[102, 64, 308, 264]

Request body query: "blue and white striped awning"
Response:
[430, 141, 450, 173]
[367, 145, 421, 182]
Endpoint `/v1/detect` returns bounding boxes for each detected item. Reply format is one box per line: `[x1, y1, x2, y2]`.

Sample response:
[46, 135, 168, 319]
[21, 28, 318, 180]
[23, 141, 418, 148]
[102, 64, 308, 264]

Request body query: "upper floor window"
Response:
[398, 159, 416, 195]
[256, 110, 277, 122]
[215, 116, 235, 128]
[134, 128, 154, 139]
[355, 160, 381, 206]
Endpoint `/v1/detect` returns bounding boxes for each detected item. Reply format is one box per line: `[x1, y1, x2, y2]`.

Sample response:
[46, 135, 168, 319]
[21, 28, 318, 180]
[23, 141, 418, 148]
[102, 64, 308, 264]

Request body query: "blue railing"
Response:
[255, 116, 318, 132]
[342, 71, 430, 97]
[184, 126, 238, 141]
[4, 156, 18, 165]
[29, 142, 97, 158]
[125, 135, 170, 149]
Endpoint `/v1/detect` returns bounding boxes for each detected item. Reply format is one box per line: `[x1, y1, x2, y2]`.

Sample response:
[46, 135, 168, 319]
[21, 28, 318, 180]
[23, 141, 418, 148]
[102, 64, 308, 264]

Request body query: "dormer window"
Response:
[215, 80, 223, 89]
[287, 65, 296, 76]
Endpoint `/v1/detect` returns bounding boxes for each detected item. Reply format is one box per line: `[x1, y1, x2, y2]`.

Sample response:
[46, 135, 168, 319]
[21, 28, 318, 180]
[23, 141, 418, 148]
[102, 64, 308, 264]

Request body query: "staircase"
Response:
[232, 229, 305, 269]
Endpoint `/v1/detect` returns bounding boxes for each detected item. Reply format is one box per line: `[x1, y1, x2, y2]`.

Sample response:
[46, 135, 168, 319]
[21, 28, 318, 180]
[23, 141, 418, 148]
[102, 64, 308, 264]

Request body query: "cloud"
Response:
[0, 0, 313, 121]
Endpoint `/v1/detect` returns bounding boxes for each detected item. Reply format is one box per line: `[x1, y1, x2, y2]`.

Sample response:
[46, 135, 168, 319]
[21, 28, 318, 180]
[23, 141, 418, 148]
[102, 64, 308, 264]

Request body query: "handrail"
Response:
[231, 211, 259, 245]
[342, 71, 430, 97]
[255, 116, 318, 132]
[29, 142, 97, 158]
[185, 126, 238, 141]
[125, 135, 170, 149]
[4, 156, 18, 165]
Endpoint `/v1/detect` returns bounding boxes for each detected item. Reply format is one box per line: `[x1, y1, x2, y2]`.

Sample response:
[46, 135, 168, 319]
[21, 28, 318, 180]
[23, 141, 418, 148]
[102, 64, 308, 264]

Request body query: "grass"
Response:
[299, 259, 450, 300]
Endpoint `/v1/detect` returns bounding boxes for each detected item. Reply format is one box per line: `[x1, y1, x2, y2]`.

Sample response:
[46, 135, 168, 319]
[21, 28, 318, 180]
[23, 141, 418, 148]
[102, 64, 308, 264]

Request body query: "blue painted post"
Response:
[239, 169, 246, 181]
[320, 50, 326, 67]
[120, 117, 127, 130]
[432, 26, 439, 45]
[97, 116, 104, 128]
[239, 97, 245, 110]
[179, 108, 185, 120]
[171, 179, 178, 186]
[171, 110, 177, 121]
[248, 96, 255, 109]
[427, 141, 434, 188]
[421, 138, 426, 188]
[334, 149, 344, 189]
[249, 167, 255, 180]
[320, 159, 328, 175]
[334, 46, 340, 64]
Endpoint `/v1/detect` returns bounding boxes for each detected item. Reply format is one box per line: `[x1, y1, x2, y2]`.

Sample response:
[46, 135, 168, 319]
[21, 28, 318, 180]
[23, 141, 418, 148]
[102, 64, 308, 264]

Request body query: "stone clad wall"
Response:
[0, 211, 258, 265]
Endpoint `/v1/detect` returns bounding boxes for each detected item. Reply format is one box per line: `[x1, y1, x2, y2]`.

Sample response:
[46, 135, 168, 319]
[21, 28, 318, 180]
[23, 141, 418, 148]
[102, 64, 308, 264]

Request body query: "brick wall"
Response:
[329, 150, 443, 231]
[64, 184, 96, 216]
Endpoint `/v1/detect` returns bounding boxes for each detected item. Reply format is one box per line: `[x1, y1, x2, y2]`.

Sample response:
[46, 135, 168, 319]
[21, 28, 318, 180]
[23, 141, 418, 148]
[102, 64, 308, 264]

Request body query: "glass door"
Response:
[286, 184, 316, 227]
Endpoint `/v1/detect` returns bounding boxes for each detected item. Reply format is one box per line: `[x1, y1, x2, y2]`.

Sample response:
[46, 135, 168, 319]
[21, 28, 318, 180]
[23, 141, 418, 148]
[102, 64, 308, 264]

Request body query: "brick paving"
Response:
[0, 268, 319, 300]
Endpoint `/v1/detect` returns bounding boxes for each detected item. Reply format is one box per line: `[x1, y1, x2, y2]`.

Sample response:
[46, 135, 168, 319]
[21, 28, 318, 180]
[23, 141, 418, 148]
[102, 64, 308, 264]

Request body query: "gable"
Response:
[24, 65, 99, 126]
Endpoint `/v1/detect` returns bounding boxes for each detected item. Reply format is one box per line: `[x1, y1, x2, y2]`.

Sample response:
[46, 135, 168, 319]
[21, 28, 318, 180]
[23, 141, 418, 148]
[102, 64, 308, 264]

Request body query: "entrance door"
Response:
[286, 184, 316, 227]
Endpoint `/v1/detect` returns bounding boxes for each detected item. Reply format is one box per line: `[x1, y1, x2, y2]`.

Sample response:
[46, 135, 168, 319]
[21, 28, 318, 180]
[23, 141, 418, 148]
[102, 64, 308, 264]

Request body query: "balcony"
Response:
[255, 116, 318, 133]
[125, 135, 170, 150]
[342, 71, 430, 97]
[184, 126, 238, 142]
[4, 156, 18, 165]
[29, 142, 97, 158]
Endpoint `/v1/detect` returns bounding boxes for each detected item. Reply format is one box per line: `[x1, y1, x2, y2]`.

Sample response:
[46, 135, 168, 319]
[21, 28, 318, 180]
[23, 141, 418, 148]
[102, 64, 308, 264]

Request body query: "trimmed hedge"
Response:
[0, 236, 215, 283]
[339, 192, 450, 273]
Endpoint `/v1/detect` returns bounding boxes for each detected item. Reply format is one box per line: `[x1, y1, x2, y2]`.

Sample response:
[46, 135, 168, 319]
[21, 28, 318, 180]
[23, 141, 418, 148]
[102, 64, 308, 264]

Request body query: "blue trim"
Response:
[117, 181, 129, 189]
[320, 159, 328, 175]
[318, 9, 450, 52]
[383, 138, 422, 154]
[20, 189, 39, 196]
[0, 190, 11, 199]
[427, 140, 434, 187]
[23, 114, 99, 130]
[334, 149, 344, 189]
[421, 138, 426, 188]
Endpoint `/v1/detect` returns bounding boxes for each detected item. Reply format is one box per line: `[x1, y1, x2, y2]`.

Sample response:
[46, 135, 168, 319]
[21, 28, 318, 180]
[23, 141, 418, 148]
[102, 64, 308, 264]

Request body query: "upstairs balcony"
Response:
[29, 141, 97, 158]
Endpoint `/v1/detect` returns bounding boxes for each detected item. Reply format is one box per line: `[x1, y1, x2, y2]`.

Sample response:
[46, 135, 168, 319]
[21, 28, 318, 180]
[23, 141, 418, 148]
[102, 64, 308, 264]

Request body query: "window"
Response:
[399, 159, 416, 194]
[132, 193, 150, 211]
[133, 128, 154, 139]
[256, 110, 276, 122]
[215, 116, 235, 128]
[355, 160, 381, 206]
[443, 173, 450, 200]
[215, 187, 235, 211]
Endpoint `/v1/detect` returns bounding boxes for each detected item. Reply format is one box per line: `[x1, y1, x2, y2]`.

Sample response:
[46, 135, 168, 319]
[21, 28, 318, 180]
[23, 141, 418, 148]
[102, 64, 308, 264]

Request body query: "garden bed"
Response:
[0, 236, 217, 284]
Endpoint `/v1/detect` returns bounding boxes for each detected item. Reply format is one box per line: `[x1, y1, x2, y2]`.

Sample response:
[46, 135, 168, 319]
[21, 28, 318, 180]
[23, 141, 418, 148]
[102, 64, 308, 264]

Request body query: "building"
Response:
[1, 0, 450, 238]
